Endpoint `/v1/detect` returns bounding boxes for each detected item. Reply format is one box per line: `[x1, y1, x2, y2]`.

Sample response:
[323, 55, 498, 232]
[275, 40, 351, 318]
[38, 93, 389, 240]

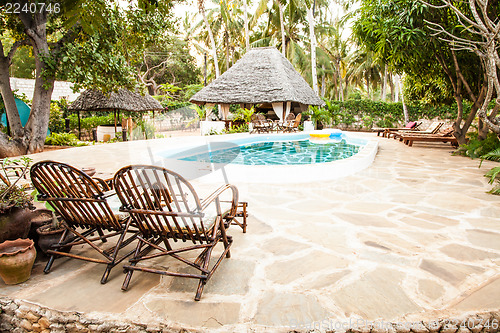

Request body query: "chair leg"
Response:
[101, 218, 134, 284]
[122, 238, 143, 291]
[43, 255, 56, 274]
[195, 278, 207, 301]
[101, 266, 112, 284]
[219, 223, 231, 259]
[44, 227, 70, 274]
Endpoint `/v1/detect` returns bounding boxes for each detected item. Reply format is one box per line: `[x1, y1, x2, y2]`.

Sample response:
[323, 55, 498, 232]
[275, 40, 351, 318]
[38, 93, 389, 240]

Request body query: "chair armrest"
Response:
[101, 189, 116, 199]
[92, 177, 111, 191]
[200, 184, 239, 215]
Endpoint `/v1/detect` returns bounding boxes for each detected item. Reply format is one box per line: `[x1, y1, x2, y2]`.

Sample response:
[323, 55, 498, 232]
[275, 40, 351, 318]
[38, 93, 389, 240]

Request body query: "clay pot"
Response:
[0, 207, 33, 244]
[36, 224, 72, 256]
[28, 209, 54, 251]
[0, 239, 36, 284]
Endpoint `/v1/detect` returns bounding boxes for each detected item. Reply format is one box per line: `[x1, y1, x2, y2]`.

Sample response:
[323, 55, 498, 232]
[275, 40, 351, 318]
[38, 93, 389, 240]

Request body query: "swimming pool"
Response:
[157, 131, 378, 183]
[179, 138, 361, 165]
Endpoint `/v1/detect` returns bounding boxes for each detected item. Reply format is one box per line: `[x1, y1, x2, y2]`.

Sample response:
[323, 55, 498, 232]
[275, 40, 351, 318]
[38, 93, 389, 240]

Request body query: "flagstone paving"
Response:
[1, 132, 499, 332]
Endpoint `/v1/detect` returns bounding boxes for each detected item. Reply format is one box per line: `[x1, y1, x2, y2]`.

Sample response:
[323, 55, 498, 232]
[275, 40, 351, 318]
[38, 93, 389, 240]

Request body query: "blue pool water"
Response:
[177, 137, 362, 165]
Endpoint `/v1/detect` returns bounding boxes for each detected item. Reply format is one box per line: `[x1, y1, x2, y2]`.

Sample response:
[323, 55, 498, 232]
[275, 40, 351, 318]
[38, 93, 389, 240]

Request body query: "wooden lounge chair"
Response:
[283, 113, 302, 132]
[113, 165, 239, 301]
[373, 121, 421, 137]
[399, 126, 458, 147]
[30, 161, 139, 284]
[388, 121, 444, 139]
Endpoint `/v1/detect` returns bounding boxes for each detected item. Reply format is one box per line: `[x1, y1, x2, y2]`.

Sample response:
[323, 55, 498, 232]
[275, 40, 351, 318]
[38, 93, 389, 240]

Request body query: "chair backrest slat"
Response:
[30, 161, 121, 231]
[114, 165, 211, 243]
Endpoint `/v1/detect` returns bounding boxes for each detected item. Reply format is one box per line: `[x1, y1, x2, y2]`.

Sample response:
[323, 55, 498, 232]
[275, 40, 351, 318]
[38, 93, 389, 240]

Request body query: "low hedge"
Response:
[325, 99, 468, 129]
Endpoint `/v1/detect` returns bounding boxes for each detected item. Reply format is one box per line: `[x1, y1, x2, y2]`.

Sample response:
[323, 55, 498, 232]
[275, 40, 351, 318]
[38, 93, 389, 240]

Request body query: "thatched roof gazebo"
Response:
[69, 89, 162, 139]
[190, 47, 324, 121]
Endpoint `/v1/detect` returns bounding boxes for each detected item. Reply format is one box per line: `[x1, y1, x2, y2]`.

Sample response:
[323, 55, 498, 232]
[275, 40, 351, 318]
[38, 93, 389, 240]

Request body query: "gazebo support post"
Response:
[114, 110, 117, 133]
[77, 110, 81, 140]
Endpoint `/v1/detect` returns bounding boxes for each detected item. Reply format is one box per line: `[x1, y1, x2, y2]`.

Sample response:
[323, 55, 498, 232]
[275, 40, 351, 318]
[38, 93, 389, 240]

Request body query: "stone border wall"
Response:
[0, 297, 499, 333]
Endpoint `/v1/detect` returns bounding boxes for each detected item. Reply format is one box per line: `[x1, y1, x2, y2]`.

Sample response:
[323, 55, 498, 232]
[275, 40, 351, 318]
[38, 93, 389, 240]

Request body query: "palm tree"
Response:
[316, 17, 348, 100]
[198, 0, 220, 78]
[346, 48, 382, 99]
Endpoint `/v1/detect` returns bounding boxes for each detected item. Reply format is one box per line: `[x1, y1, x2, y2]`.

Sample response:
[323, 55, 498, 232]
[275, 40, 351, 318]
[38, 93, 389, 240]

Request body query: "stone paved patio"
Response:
[1, 132, 499, 332]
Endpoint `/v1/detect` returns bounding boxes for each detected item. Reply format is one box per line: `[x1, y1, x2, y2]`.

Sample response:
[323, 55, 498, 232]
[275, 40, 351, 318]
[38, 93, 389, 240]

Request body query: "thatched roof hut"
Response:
[69, 89, 162, 112]
[68, 89, 162, 139]
[190, 47, 323, 120]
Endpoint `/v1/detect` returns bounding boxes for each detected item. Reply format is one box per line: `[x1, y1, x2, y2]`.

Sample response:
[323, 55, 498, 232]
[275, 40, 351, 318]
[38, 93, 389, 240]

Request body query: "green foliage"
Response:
[233, 107, 255, 123]
[182, 84, 203, 101]
[45, 132, 87, 146]
[375, 114, 396, 128]
[324, 99, 460, 129]
[0, 157, 33, 212]
[309, 106, 332, 128]
[455, 132, 500, 159]
[68, 114, 115, 133]
[190, 105, 206, 121]
[479, 147, 500, 195]
[128, 120, 155, 140]
[49, 102, 65, 133]
[224, 124, 249, 134]
[159, 100, 192, 111]
[362, 115, 374, 129]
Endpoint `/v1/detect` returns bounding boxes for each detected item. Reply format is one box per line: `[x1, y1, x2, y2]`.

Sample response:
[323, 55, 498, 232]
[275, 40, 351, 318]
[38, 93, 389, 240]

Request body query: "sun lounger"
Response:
[373, 121, 420, 136]
[388, 121, 444, 139]
[399, 127, 458, 147]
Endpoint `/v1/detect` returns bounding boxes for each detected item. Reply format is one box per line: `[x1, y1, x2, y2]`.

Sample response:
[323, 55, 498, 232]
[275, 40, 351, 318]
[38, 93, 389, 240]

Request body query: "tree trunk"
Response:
[198, 0, 220, 78]
[394, 74, 399, 102]
[306, 5, 318, 95]
[388, 72, 395, 101]
[477, 44, 500, 135]
[397, 74, 409, 123]
[0, 61, 23, 139]
[321, 65, 325, 98]
[0, 10, 55, 157]
[225, 31, 230, 71]
[382, 64, 388, 101]
[24, 15, 54, 154]
[478, 119, 489, 140]
[337, 60, 344, 102]
[243, 0, 250, 51]
[279, 2, 286, 57]
[366, 72, 370, 98]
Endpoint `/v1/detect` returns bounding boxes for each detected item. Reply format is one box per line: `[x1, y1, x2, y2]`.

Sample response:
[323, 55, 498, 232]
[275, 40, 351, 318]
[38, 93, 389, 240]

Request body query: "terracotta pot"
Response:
[28, 209, 54, 249]
[0, 207, 33, 243]
[36, 224, 72, 256]
[0, 238, 36, 285]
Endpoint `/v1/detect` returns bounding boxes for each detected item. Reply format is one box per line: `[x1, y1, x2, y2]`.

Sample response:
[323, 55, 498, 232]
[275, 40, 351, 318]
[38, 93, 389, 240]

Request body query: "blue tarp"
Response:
[1, 97, 50, 135]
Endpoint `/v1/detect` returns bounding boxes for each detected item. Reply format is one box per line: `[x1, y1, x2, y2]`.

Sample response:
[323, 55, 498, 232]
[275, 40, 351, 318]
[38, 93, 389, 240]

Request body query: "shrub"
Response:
[224, 124, 249, 134]
[45, 132, 88, 146]
[454, 132, 500, 159]
[48, 102, 65, 133]
[323, 99, 464, 129]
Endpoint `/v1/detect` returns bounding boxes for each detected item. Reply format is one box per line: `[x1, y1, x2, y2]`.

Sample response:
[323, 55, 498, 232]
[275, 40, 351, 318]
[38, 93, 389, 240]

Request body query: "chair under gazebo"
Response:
[69, 89, 163, 140]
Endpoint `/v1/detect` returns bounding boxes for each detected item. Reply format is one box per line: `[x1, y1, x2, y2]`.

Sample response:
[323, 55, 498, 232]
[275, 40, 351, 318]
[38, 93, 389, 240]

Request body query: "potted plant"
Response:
[36, 212, 71, 256]
[0, 157, 34, 243]
[309, 106, 332, 130]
